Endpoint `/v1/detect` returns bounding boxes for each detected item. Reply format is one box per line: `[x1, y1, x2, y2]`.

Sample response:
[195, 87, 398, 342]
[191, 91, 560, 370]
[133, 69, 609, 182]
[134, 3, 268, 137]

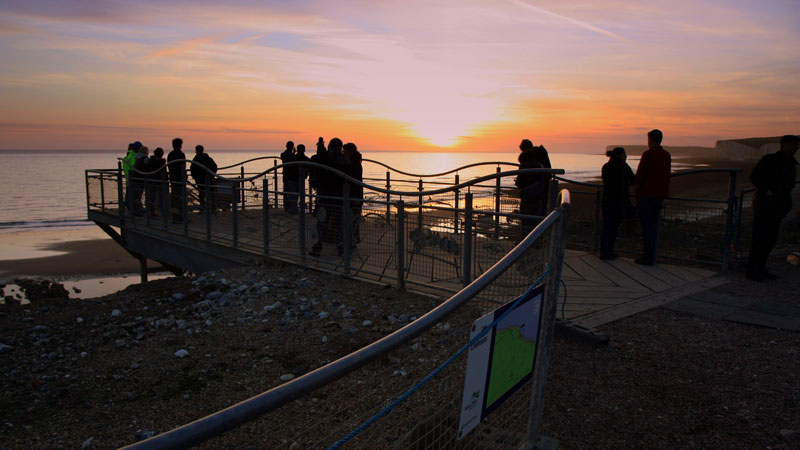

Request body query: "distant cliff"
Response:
[712, 137, 783, 161]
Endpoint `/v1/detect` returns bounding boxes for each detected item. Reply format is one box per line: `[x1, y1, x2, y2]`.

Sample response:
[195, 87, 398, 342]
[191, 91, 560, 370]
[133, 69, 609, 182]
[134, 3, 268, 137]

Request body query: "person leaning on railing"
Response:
[746, 134, 799, 281]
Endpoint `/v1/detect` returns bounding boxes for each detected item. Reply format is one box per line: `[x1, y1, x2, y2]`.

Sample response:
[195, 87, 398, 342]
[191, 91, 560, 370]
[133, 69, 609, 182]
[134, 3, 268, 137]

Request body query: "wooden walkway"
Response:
[560, 249, 728, 328]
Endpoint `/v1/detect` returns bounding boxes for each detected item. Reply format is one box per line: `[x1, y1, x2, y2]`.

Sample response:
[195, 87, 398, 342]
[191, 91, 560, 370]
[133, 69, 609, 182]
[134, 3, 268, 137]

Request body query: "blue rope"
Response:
[326, 265, 551, 450]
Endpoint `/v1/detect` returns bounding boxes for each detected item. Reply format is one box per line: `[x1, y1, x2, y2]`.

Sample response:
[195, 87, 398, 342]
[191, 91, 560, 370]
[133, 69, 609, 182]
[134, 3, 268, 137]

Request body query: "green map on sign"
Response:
[485, 325, 536, 407]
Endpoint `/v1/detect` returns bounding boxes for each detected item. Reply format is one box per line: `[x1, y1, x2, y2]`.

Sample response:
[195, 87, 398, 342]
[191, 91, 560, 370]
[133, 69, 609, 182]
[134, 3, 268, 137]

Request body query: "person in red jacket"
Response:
[634, 129, 671, 265]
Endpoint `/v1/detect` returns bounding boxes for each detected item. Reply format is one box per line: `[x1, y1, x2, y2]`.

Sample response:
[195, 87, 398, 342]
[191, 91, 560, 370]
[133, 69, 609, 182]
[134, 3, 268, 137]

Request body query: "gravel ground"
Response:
[1, 255, 798, 450]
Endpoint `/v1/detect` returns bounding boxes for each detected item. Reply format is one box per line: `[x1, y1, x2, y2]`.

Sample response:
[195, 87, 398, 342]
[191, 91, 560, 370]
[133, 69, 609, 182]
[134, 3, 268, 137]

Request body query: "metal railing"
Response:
[119, 190, 571, 449]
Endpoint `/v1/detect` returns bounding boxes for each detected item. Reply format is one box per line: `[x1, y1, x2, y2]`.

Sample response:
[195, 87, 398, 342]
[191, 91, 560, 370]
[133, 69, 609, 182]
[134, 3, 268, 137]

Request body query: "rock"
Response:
[135, 430, 156, 440]
[31, 325, 49, 332]
[318, 311, 329, 319]
[280, 373, 295, 381]
[362, 320, 373, 327]
[114, 340, 125, 348]
[206, 291, 222, 300]
[174, 349, 189, 358]
[82, 437, 93, 448]
[0, 343, 13, 354]
[176, 320, 187, 330]
[172, 293, 186, 300]
[111, 309, 121, 318]
[80, 352, 87, 358]
[264, 301, 281, 311]
[322, 335, 328, 343]
[76, 317, 84, 324]
[780, 429, 799, 440]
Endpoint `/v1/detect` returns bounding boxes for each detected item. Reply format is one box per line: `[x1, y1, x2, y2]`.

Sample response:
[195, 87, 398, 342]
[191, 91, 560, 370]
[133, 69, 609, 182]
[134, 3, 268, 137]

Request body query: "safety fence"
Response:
[118, 191, 570, 449]
[86, 160, 563, 296]
[734, 181, 800, 261]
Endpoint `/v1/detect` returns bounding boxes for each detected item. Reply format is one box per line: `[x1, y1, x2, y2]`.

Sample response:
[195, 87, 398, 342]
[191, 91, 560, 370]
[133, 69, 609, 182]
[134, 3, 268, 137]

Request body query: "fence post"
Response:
[548, 178, 559, 212]
[99, 172, 105, 213]
[417, 179, 423, 230]
[117, 162, 124, 223]
[241, 166, 246, 211]
[462, 193, 473, 286]
[386, 171, 391, 225]
[454, 174, 460, 233]
[232, 181, 239, 247]
[343, 183, 351, 275]
[526, 200, 570, 448]
[495, 166, 501, 239]
[205, 174, 212, 241]
[161, 171, 169, 231]
[273, 159, 279, 208]
[144, 179, 151, 227]
[182, 172, 188, 236]
[397, 200, 406, 288]
[592, 189, 601, 254]
[721, 170, 738, 271]
[299, 168, 307, 263]
[263, 179, 270, 255]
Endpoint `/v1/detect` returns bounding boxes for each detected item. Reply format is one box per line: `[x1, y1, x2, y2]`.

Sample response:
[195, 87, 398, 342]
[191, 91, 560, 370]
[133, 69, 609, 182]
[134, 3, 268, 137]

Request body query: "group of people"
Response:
[122, 138, 218, 223]
[591, 129, 796, 280]
[279, 137, 364, 257]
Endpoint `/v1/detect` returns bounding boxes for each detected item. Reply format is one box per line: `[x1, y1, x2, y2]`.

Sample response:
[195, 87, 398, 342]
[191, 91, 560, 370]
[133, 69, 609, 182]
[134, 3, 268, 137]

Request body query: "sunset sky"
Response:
[1, 0, 798, 152]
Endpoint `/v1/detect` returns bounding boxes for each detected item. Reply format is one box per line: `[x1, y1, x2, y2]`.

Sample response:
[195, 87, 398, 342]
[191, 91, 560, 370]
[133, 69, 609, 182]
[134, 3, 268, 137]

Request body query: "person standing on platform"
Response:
[131, 145, 150, 215]
[191, 145, 218, 214]
[167, 137, 187, 223]
[343, 142, 363, 246]
[280, 141, 297, 212]
[600, 147, 635, 260]
[146, 147, 166, 216]
[516, 139, 545, 236]
[746, 134, 798, 281]
[122, 141, 140, 212]
[634, 129, 671, 266]
[309, 138, 351, 257]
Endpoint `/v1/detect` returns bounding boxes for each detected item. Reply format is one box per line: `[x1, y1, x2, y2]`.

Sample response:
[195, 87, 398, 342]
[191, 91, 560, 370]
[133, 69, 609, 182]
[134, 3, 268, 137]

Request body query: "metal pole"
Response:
[117, 162, 124, 223]
[273, 159, 278, 208]
[205, 174, 212, 241]
[495, 166, 501, 239]
[417, 179, 423, 231]
[263, 179, 270, 255]
[385, 171, 391, 224]
[99, 172, 105, 213]
[232, 181, 239, 247]
[182, 172, 188, 236]
[241, 166, 246, 211]
[343, 183, 351, 275]
[397, 200, 406, 288]
[548, 178, 559, 213]
[299, 169, 307, 263]
[463, 193, 473, 286]
[454, 174, 460, 233]
[139, 257, 148, 284]
[161, 172, 169, 231]
[721, 170, 738, 271]
[144, 179, 151, 227]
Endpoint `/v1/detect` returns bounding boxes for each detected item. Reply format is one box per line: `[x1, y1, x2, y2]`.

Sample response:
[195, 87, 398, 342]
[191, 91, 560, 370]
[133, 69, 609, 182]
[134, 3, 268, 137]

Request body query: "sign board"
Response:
[457, 285, 544, 439]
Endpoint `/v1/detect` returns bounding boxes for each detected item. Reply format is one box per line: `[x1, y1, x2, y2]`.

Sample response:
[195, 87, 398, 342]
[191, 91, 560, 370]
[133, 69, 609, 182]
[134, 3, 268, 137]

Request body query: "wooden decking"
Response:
[561, 249, 727, 328]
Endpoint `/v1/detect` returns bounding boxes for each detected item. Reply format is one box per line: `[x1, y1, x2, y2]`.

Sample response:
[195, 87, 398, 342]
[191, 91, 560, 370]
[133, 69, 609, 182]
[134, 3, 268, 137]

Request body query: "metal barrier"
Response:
[734, 181, 800, 261]
[554, 168, 743, 269]
[118, 190, 571, 449]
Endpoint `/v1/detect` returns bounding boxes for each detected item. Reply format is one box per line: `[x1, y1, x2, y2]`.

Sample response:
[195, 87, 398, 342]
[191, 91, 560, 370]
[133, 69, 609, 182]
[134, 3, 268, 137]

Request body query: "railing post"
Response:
[144, 178, 151, 227]
[205, 174, 212, 241]
[495, 166, 501, 239]
[592, 188, 601, 255]
[526, 200, 570, 447]
[232, 181, 239, 247]
[273, 159, 279, 208]
[263, 179, 270, 255]
[417, 179, 423, 230]
[182, 172, 188, 236]
[454, 174, 460, 233]
[99, 172, 106, 213]
[548, 178, 559, 212]
[721, 170, 738, 271]
[343, 183, 351, 275]
[117, 162, 124, 223]
[396, 200, 406, 288]
[241, 166, 246, 211]
[463, 193, 473, 286]
[161, 171, 169, 231]
[385, 171, 391, 225]
[299, 168, 307, 263]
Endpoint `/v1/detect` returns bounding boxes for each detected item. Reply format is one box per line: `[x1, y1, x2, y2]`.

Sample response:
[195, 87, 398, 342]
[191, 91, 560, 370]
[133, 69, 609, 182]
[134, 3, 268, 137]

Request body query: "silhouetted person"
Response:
[310, 138, 352, 257]
[191, 145, 218, 213]
[131, 146, 150, 215]
[516, 139, 546, 236]
[280, 141, 297, 212]
[168, 137, 187, 223]
[600, 147, 635, 260]
[746, 134, 798, 281]
[146, 147, 166, 216]
[122, 141, 141, 212]
[634, 129, 671, 265]
[531, 138, 552, 209]
[309, 139, 328, 206]
[343, 142, 363, 246]
[317, 137, 326, 154]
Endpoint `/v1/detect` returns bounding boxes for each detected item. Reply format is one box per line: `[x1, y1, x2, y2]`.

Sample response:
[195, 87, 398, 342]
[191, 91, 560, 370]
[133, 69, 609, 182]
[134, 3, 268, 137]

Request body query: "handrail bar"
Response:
[121, 190, 571, 450]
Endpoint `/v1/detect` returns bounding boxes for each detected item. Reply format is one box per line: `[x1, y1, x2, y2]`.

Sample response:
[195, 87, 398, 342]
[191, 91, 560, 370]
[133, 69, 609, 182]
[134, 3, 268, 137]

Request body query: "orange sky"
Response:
[0, 0, 798, 152]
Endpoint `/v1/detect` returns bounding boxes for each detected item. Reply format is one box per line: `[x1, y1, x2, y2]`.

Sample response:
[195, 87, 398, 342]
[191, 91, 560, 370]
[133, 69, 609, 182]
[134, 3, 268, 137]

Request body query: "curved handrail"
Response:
[554, 167, 744, 189]
[121, 157, 564, 198]
[217, 156, 280, 171]
[120, 189, 572, 450]
[362, 159, 519, 178]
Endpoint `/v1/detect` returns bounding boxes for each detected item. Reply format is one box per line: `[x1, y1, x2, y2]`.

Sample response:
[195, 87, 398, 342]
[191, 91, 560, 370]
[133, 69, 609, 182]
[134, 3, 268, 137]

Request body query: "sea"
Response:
[0, 149, 657, 234]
